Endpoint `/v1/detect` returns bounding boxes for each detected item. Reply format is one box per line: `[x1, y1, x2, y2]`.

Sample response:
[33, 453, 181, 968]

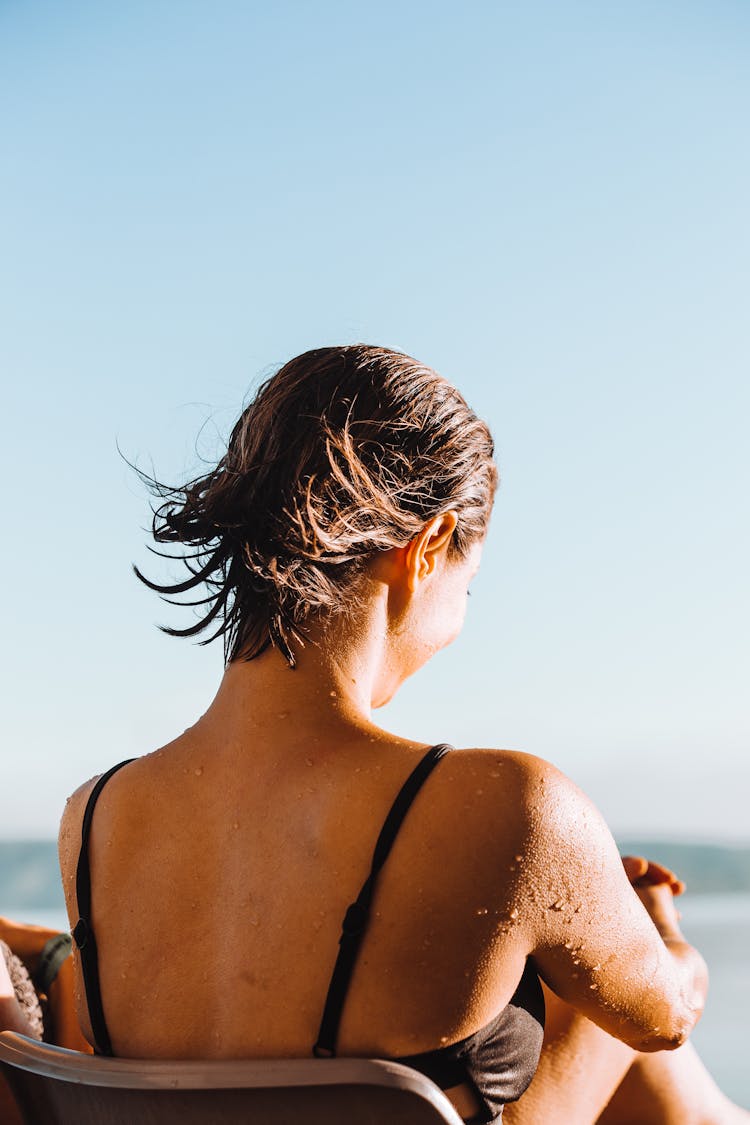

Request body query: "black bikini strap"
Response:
[313, 743, 452, 1058]
[72, 758, 136, 1057]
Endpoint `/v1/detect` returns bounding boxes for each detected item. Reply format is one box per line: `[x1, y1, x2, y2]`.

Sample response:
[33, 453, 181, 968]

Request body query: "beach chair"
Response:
[0, 1030, 464, 1124]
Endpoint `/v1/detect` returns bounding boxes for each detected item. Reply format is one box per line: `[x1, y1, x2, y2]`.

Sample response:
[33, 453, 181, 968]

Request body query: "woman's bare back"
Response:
[59, 719, 535, 1064]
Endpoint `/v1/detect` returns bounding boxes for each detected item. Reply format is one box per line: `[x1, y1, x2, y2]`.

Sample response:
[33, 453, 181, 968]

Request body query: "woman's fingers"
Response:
[621, 855, 648, 882]
[640, 860, 685, 896]
[621, 856, 685, 896]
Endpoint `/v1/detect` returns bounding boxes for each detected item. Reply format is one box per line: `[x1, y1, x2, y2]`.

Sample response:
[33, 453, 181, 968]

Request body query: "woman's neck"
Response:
[197, 593, 402, 741]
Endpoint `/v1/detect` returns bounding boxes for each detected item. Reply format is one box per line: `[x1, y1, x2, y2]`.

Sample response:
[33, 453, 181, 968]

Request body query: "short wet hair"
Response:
[135, 344, 497, 666]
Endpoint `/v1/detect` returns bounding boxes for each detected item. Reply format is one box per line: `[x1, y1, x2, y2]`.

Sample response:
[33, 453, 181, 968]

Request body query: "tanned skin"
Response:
[56, 516, 745, 1123]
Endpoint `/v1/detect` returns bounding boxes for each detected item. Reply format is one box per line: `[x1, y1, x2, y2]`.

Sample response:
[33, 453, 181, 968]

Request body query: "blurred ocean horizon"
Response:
[2, 841, 748, 1107]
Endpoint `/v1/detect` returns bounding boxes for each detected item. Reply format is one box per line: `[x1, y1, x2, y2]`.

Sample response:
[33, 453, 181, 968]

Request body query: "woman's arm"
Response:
[512, 755, 708, 1052]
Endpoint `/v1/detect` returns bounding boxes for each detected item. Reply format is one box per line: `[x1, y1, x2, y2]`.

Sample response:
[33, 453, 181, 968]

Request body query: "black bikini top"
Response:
[73, 745, 544, 1123]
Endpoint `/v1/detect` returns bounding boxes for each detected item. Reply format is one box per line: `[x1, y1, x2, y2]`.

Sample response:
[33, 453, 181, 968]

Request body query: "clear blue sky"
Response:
[2, 0, 748, 840]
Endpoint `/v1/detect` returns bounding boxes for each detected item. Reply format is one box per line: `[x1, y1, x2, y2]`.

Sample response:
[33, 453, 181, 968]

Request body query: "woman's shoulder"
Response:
[443, 744, 579, 805]
[439, 746, 613, 867]
[58, 758, 144, 882]
[58, 775, 99, 861]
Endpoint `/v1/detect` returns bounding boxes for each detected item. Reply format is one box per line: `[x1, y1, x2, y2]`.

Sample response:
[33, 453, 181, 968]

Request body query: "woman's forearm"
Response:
[634, 884, 709, 1046]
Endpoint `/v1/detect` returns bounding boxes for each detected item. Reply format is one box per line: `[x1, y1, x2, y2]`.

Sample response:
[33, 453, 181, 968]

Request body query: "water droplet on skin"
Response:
[573, 958, 580, 965]
[277, 712, 289, 720]
[549, 899, 565, 911]
[250, 918, 259, 927]
[592, 964, 601, 972]
[564, 940, 574, 949]
[510, 909, 520, 920]
[589, 983, 599, 990]
[232, 822, 239, 830]
[475, 788, 484, 796]
[305, 758, 314, 767]
[514, 855, 523, 863]
[489, 771, 500, 778]
[440, 1036, 449, 1044]
[476, 908, 489, 916]
[329, 691, 337, 698]
[194, 767, 203, 776]
[509, 865, 516, 871]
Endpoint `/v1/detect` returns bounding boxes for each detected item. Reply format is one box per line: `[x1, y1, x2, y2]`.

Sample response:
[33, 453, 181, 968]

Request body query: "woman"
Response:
[57, 345, 746, 1123]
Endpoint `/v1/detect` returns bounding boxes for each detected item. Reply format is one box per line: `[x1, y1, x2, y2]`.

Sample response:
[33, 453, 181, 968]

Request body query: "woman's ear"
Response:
[403, 511, 458, 593]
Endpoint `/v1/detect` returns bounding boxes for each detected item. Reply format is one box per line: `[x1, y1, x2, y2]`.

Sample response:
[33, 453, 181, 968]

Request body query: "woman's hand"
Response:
[621, 855, 685, 896]
[621, 855, 685, 941]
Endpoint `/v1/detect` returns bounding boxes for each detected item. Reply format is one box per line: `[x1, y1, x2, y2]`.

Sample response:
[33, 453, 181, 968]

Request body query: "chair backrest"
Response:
[0, 1032, 465, 1125]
